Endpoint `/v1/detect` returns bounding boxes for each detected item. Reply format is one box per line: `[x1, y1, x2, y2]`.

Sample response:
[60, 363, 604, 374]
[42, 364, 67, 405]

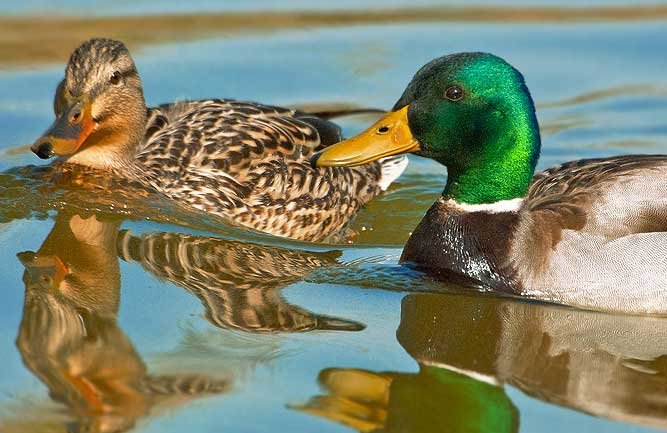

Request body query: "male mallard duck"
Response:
[313, 52, 667, 314]
[31, 38, 406, 242]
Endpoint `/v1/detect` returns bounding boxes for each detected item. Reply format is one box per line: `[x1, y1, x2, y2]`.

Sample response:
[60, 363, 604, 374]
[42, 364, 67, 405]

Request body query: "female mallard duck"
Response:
[313, 52, 667, 314]
[31, 38, 406, 242]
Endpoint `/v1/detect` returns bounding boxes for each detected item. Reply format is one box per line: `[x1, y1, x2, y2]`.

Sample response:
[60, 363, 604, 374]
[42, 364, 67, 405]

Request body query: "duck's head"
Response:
[32, 38, 147, 169]
[313, 53, 541, 204]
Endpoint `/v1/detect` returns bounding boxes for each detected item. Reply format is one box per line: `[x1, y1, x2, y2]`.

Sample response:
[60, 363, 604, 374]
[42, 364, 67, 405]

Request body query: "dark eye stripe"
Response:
[110, 68, 137, 84]
[119, 68, 137, 78]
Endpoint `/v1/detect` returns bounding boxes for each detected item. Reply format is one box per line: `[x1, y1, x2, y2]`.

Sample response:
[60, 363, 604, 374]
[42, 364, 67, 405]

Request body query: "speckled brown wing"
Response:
[513, 154, 667, 276]
[527, 155, 667, 207]
[135, 99, 391, 242]
[117, 230, 365, 333]
[526, 156, 667, 233]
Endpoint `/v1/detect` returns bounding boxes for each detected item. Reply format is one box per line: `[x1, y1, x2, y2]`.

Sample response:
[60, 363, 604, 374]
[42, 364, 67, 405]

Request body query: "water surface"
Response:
[1, 2, 667, 432]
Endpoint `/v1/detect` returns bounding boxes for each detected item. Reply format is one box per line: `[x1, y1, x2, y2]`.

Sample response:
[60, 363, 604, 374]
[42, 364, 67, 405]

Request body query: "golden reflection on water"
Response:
[3, 5, 667, 70]
[296, 293, 667, 432]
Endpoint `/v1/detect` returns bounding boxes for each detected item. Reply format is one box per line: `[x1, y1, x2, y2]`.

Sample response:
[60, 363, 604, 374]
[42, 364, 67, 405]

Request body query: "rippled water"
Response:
[1, 2, 667, 432]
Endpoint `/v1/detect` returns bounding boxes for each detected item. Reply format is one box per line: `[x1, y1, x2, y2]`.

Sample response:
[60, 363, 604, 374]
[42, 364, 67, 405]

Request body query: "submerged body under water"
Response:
[1, 2, 667, 433]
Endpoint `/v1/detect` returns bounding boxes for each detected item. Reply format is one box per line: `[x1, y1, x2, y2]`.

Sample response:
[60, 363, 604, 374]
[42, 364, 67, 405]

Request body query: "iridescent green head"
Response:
[313, 52, 541, 204]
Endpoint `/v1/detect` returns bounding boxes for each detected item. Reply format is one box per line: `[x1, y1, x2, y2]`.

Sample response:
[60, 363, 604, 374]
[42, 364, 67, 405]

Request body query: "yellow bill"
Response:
[312, 105, 420, 167]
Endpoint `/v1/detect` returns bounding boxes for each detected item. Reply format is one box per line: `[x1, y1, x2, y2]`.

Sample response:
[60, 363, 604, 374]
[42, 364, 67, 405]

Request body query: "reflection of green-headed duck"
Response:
[397, 293, 667, 430]
[314, 52, 667, 314]
[31, 38, 407, 242]
[295, 290, 667, 432]
[293, 366, 517, 433]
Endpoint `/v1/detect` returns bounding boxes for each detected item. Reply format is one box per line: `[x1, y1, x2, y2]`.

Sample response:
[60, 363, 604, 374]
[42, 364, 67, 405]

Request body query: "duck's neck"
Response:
[442, 110, 540, 206]
[64, 133, 139, 171]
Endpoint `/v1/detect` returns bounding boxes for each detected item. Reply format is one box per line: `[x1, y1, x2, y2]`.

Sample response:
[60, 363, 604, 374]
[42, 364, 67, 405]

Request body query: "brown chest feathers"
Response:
[400, 199, 521, 293]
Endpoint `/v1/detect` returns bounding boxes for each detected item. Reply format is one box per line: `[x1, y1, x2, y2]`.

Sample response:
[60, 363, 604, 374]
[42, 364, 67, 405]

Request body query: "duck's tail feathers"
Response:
[378, 155, 409, 191]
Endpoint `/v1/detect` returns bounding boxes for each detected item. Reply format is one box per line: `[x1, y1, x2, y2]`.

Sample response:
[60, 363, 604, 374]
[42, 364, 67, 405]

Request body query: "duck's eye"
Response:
[109, 71, 121, 85]
[444, 85, 464, 102]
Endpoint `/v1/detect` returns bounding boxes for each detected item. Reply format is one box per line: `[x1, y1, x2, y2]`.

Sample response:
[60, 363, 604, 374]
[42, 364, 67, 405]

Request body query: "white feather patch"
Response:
[378, 155, 409, 191]
[444, 197, 524, 213]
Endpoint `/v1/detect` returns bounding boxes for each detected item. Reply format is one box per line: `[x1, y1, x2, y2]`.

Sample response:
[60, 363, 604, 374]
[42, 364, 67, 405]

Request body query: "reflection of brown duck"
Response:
[296, 292, 667, 432]
[15, 213, 229, 433]
[116, 230, 364, 333]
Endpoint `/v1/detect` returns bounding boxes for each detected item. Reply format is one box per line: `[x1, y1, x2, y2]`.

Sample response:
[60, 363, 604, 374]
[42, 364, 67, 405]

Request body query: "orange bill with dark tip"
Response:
[31, 96, 95, 159]
[52, 255, 70, 288]
[18, 252, 70, 290]
[312, 105, 420, 168]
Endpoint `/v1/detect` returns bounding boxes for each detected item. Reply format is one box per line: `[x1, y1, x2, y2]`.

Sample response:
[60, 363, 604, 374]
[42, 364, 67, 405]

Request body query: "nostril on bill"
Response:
[34, 142, 54, 159]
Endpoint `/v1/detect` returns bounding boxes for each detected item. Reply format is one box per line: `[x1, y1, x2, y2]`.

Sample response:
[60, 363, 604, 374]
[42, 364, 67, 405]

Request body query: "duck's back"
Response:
[135, 99, 406, 241]
[511, 155, 667, 313]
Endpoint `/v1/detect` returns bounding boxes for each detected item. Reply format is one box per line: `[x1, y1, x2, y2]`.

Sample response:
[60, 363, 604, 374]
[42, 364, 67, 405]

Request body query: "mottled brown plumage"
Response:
[33, 38, 407, 242]
[135, 99, 403, 242]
